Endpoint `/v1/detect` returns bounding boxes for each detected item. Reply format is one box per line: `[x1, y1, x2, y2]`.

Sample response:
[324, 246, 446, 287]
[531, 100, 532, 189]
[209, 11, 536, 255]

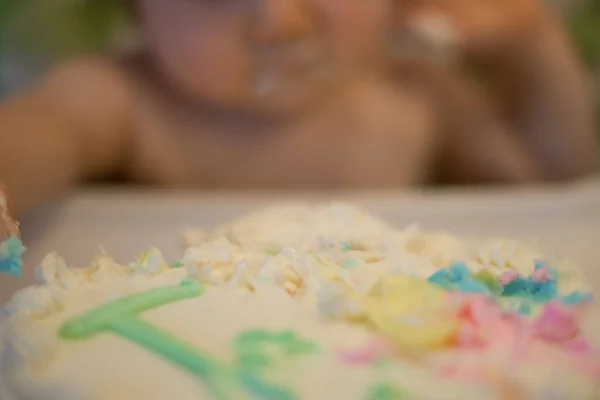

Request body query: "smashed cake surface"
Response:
[1, 203, 598, 399]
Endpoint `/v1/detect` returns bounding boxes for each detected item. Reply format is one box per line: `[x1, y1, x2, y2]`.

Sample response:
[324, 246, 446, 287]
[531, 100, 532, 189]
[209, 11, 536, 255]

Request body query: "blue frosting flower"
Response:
[427, 261, 594, 307]
[427, 263, 492, 295]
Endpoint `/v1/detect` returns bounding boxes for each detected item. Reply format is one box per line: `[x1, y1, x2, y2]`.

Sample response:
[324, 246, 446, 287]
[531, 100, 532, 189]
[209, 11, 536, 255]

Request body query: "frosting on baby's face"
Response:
[388, 0, 542, 61]
[138, 0, 391, 117]
[386, 0, 461, 66]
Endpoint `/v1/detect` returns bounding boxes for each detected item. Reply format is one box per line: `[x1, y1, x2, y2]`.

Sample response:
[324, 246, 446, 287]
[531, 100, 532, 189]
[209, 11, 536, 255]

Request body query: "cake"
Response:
[0, 188, 24, 277]
[1, 203, 598, 399]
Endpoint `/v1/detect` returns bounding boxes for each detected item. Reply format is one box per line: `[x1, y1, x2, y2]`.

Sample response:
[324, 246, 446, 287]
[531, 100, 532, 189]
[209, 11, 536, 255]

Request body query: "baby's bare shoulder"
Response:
[40, 57, 134, 131]
[44, 56, 130, 96]
[36, 57, 136, 178]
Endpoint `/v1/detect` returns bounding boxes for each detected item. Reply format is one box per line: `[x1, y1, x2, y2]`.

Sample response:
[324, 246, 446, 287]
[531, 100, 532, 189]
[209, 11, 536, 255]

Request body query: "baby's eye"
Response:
[176, 0, 239, 12]
[189, 0, 237, 7]
[178, 0, 229, 8]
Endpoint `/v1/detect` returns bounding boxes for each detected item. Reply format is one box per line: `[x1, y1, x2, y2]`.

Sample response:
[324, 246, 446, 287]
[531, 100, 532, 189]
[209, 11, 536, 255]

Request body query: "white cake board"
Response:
[2, 179, 599, 305]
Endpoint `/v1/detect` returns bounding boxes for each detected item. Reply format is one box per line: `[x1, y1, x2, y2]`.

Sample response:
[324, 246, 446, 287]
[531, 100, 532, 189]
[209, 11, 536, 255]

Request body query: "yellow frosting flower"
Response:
[365, 276, 459, 349]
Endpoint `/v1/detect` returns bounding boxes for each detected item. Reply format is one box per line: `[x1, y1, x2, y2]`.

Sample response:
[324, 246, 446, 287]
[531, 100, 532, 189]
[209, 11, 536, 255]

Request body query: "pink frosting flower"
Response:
[453, 294, 515, 347]
[428, 293, 600, 386]
[533, 301, 578, 343]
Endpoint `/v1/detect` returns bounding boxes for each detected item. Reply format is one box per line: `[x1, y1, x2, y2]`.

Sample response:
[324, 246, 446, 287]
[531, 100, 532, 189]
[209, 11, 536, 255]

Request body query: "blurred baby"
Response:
[0, 0, 595, 215]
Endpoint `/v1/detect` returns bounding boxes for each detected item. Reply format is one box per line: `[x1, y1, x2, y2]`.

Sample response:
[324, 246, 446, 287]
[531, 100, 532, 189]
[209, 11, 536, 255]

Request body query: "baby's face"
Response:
[139, 0, 391, 116]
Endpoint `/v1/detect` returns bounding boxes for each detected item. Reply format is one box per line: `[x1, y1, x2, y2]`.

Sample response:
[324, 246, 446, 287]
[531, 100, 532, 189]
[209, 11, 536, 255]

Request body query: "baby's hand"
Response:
[394, 0, 547, 60]
[0, 187, 19, 243]
[0, 186, 23, 278]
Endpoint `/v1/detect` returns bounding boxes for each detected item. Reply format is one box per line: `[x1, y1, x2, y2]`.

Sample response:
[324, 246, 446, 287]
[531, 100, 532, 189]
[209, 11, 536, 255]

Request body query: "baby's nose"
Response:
[252, 0, 313, 43]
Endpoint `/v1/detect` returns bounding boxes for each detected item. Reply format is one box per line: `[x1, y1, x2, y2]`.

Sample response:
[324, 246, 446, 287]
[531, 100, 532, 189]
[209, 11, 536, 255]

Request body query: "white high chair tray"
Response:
[2, 179, 599, 304]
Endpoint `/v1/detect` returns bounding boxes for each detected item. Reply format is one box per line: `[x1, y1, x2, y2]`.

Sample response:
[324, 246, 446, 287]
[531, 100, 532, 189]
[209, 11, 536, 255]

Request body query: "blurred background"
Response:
[0, 0, 132, 95]
[0, 0, 598, 134]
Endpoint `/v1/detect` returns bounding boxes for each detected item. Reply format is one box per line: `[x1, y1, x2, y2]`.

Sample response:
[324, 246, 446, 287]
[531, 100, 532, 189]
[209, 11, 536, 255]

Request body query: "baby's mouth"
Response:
[252, 40, 330, 97]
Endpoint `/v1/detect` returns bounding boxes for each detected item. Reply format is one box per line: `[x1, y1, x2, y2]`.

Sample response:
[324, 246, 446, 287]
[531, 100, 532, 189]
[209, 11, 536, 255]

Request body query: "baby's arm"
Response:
[394, 60, 541, 183]
[0, 57, 133, 214]
[484, 10, 597, 181]
[435, 74, 542, 184]
[395, 0, 597, 181]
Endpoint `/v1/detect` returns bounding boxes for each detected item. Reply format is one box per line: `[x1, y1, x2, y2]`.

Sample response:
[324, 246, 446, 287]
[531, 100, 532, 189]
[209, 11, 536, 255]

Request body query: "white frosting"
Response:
[1, 256, 494, 400]
[184, 204, 591, 303]
[0, 203, 597, 399]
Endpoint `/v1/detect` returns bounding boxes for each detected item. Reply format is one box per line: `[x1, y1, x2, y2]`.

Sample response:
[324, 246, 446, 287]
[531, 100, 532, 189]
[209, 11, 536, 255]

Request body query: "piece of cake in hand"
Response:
[1, 204, 598, 399]
[0, 187, 24, 277]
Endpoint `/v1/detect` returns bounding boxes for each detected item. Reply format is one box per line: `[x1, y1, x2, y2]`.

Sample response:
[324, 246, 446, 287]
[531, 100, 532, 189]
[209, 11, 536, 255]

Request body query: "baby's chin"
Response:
[206, 78, 331, 120]
[172, 71, 334, 120]
[247, 80, 327, 118]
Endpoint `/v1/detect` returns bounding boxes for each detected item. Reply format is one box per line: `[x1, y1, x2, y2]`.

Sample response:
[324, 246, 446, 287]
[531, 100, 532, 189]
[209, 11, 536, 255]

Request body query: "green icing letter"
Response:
[364, 383, 408, 400]
[234, 329, 319, 371]
[60, 282, 297, 400]
[60, 282, 204, 339]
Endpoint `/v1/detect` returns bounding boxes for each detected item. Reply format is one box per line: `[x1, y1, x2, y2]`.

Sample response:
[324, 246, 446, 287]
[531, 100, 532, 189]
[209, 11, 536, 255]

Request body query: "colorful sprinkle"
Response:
[562, 291, 594, 305]
[364, 383, 408, 400]
[338, 337, 391, 365]
[339, 241, 352, 252]
[341, 258, 360, 270]
[517, 302, 532, 316]
[531, 266, 552, 283]
[473, 269, 502, 294]
[264, 247, 281, 256]
[534, 261, 546, 270]
[498, 270, 520, 286]
[565, 338, 593, 354]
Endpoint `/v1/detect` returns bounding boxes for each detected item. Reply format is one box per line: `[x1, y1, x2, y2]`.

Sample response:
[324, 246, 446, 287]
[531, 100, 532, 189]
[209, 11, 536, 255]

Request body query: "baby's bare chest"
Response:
[129, 85, 438, 188]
